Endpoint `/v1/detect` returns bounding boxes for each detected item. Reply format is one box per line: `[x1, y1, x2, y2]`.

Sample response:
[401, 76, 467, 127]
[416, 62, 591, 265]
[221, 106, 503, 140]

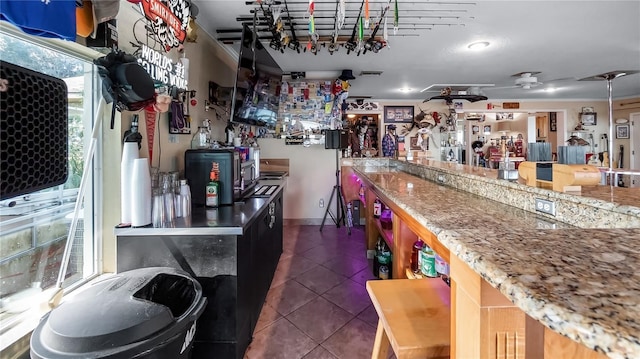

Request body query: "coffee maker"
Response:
[185, 149, 241, 206]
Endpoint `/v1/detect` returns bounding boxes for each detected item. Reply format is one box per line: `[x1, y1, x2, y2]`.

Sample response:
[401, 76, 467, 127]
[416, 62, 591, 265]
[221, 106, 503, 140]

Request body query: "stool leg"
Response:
[371, 319, 391, 359]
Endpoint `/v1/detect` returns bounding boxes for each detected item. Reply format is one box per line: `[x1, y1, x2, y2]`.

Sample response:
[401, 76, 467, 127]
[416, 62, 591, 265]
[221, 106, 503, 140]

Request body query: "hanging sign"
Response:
[285, 135, 304, 145]
[139, 0, 190, 49]
[137, 44, 188, 89]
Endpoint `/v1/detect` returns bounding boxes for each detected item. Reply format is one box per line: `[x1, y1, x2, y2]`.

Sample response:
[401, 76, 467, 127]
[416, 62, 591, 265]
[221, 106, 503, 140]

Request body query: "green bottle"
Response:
[206, 162, 220, 208]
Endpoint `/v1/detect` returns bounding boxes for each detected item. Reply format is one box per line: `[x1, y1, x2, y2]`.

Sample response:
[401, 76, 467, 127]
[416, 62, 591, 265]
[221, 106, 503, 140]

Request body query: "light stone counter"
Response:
[348, 159, 640, 359]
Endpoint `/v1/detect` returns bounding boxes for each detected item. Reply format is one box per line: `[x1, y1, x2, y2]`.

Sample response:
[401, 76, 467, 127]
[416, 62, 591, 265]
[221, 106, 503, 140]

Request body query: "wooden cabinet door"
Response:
[536, 114, 548, 140]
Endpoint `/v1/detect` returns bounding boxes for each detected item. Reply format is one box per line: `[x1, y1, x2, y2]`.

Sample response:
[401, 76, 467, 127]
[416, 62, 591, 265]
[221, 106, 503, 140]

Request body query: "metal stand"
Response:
[320, 149, 351, 235]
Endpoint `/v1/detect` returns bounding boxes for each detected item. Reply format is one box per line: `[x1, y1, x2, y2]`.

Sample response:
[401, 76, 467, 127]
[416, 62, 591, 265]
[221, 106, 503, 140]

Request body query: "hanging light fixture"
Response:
[579, 70, 639, 185]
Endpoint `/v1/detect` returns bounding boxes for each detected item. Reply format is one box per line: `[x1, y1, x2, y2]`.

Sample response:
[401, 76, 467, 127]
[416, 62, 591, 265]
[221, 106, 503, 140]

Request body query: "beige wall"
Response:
[259, 139, 337, 221]
[102, 2, 237, 272]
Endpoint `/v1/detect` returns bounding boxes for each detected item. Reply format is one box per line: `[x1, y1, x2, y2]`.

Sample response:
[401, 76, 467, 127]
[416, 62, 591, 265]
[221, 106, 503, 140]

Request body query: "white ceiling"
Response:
[192, 0, 640, 102]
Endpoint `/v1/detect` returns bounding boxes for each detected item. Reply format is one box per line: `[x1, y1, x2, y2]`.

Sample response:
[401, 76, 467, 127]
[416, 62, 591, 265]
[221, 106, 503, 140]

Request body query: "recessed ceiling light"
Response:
[468, 41, 490, 50]
[347, 114, 356, 118]
[544, 87, 557, 92]
[399, 88, 413, 93]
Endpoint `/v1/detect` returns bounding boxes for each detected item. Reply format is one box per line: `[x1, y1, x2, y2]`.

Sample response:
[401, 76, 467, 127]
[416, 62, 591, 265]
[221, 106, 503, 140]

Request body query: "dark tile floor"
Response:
[243, 224, 394, 359]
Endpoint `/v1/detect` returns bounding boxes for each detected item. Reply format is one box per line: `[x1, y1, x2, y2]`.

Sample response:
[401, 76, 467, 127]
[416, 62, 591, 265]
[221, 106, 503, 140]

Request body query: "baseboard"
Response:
[283, 218, 324, 226]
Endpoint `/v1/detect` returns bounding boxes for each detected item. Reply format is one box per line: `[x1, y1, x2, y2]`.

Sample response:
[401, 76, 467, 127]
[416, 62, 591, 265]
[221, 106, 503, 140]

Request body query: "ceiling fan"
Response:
[484, 71, 544, 90]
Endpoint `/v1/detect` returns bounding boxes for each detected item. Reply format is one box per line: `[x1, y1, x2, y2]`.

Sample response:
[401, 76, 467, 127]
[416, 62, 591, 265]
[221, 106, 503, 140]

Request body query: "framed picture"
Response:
[483, 125, 491, 135]
[472, 125, 480, 135]
[384, 106, 414, 123]
[580, 112, 597, 126]
[549, 112, 557, 132]
[616, 124, 630, 139]
[496, 112, 513, 120]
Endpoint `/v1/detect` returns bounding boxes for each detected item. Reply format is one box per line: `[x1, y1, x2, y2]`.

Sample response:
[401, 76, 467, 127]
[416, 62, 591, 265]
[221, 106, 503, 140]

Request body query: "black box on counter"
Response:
[536, 162, 553, 182]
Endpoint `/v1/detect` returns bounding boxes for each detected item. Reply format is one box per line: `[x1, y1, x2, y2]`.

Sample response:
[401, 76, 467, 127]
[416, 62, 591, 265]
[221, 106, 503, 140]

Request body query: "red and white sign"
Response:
[140, 0, 190, 49]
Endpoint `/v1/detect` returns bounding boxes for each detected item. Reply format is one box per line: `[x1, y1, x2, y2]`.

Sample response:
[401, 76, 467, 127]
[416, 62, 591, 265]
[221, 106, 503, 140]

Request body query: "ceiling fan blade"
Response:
[483, 85, 518, 90]
[543, 76, 577, 83]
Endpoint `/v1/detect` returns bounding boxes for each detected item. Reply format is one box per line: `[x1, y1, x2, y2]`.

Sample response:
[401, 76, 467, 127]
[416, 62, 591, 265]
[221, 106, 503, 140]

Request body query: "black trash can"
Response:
[30, 267, 207, 359]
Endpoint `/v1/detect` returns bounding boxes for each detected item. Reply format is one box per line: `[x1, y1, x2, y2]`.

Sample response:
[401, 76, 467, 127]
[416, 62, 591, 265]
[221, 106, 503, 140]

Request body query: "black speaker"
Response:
[324, 129, 349, 149]
[1, 61, 69, 200]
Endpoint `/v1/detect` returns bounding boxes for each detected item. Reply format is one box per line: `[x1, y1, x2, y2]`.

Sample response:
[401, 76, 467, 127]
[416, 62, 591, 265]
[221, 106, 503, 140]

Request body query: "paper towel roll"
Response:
[131, 158, 152, 227]
[120, 142, 139, 224]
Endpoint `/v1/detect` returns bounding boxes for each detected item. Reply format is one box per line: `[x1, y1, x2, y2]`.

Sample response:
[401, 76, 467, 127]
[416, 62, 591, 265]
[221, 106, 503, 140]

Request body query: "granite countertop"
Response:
[406, 158, 640, 210]
[353, 167, 640, 359]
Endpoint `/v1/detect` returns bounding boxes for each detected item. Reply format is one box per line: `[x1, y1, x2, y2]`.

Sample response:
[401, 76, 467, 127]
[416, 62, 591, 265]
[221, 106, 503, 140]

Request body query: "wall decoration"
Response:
[384, 106, 414, 123]
[582, 106, 595, 113]
[472, 125, 480, 135]
[580, 112, 597, 126]
[616, 124, 630, 139]
[483, 125, 491, 135]
[137, 44, 188, 89]
[346, 100, 380, 111]
[549, 112, 557, 132]
[140, 0, 191, 49]
[278, 79, 338, 133]
[496, 112, 513, 120]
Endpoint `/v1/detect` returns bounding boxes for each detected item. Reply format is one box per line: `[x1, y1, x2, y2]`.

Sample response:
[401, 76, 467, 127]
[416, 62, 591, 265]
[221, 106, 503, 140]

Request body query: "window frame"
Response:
[0, 23, 104, 351]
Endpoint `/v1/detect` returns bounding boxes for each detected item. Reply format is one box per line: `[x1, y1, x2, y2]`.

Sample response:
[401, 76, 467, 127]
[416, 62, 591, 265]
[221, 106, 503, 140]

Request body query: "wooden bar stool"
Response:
[366, 279, 450, 359]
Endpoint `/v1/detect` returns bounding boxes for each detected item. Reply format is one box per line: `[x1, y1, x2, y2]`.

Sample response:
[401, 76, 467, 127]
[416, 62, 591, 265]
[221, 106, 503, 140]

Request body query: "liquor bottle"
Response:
[206, 162, 220, 208]
[419, 245, 437, 278]
[411, 238, 425, 273]
[373, 198, 382, 218]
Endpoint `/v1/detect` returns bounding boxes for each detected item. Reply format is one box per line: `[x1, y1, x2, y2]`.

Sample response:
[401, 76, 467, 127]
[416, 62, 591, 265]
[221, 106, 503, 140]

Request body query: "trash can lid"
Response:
[32, 267, 198, 355]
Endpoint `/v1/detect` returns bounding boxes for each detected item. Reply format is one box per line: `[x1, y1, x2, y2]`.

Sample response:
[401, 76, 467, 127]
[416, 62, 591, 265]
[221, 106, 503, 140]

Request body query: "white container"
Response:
[131, 158, 152, 227]
[120, 142, 139, 224]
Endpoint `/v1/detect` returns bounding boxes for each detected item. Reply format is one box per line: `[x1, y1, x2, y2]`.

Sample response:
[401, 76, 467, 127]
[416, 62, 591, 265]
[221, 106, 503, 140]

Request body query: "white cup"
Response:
[233, 137, 241, 147]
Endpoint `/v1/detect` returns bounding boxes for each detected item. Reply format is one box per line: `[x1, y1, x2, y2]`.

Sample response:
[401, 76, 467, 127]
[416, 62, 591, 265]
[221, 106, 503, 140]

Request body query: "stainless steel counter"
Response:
[114, 179, 285, 237]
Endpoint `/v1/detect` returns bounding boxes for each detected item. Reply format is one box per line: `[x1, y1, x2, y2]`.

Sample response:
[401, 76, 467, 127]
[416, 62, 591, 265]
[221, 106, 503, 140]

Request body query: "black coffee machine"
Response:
[185, 149, 241, 206]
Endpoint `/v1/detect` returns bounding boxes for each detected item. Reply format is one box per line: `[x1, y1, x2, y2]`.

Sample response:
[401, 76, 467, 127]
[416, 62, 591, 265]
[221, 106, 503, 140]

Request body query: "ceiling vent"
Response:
[360, 71, 383, 76]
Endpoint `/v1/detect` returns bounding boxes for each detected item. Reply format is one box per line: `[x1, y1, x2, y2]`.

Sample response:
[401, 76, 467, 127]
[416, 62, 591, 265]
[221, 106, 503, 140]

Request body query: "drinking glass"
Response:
[152, 188, 165, 228]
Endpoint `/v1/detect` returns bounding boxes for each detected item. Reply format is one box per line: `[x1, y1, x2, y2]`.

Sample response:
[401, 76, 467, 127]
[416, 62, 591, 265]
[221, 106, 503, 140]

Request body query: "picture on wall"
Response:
[384, 106, 414, 123]
[616, 124, 630, 139]
[496, 112, 513, 120]
[549, 112, 557, 132]
[580, 112, 597, 126]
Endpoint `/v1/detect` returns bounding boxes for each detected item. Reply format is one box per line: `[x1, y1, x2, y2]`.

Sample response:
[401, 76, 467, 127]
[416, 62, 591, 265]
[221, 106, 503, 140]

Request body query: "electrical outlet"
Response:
[319, 199, 324, 208]
[535, 198, 556, 216]
[169, 134, 178, 143]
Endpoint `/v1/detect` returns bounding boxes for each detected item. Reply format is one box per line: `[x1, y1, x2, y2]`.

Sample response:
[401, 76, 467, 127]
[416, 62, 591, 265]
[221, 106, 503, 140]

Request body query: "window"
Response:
[0, 31, 100, 337]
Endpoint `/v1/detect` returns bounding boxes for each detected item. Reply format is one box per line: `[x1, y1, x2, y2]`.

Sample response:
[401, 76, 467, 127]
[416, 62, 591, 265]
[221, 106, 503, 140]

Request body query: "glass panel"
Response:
[0, 32, 97, 333]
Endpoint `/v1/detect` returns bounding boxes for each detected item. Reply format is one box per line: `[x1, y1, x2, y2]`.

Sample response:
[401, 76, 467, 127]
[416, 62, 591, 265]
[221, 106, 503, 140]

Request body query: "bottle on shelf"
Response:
[206, 162, 220, 208]
[419, 245, 437, 278]
[378, 265, 389, 280]
[377, 245, 392, 279]
[411, 238, 425, 273]
[373, 236, 384, 277]
[373, 198, 382, 218]
[225, 121, 235, 145]
[191, 125, 211, 149]
[435, 253, 450, 284]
